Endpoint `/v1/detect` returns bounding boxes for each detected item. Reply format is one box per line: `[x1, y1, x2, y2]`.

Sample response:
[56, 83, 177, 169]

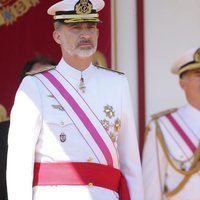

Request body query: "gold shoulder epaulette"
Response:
[26, 65, 56, 76]
[95, 65, 124, 75]
[151, 108, 177, 120]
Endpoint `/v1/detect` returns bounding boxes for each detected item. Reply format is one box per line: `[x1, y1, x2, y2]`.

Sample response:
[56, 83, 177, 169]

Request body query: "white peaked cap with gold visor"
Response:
[47, 0, 105, 23]
[171, 46, 200, 76]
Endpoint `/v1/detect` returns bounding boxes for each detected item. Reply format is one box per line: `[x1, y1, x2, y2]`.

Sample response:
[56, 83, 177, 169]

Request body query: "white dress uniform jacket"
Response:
[142, 104, 200, 200]
[7, 58, 144, 200]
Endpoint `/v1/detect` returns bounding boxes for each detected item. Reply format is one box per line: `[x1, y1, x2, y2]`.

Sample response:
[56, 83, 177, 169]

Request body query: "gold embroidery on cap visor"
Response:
[54, 13, 100, 23]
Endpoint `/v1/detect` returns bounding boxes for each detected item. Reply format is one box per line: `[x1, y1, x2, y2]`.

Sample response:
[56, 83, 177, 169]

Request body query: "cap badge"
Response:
[75, 0, 93, 15]
[194, 48, 200, 63]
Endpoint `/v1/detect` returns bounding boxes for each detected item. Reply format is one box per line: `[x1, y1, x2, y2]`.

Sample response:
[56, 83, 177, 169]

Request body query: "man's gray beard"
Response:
[75, 46, 97, 58]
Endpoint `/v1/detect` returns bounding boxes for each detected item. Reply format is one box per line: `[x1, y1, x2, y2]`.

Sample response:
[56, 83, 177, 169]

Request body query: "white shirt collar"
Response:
[182, 103, 200, 119]
[56, 58, 96, 81]
[178, 103, 200, 134]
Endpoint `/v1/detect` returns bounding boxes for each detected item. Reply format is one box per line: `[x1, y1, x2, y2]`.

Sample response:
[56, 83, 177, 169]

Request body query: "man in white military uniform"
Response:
[6, 1, 144, 200]
[142, 47, 200, 200]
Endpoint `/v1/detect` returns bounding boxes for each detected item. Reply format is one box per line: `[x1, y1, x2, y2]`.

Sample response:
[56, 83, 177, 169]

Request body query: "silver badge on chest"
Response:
[60, 132, 66, 142]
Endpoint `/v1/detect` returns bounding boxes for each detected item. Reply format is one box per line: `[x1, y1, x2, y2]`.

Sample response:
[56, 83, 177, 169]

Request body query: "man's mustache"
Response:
[77, 39, 94, 47]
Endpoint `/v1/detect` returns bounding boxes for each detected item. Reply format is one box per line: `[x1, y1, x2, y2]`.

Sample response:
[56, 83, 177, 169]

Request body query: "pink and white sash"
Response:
[159, 112, 199, 159]
[36, 69, 118, 168]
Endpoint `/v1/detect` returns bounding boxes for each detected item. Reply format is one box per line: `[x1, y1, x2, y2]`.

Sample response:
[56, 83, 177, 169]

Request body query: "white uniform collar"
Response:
[178, 103, 200, 136]
[56, 58, 96, 81]
[181, 103, 200, 119]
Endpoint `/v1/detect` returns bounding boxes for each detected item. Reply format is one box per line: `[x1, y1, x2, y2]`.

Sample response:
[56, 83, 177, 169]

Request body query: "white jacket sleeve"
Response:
[7, 76, 42, 200]
[117, 76, 144, 200]
[142, 121, 168, 200]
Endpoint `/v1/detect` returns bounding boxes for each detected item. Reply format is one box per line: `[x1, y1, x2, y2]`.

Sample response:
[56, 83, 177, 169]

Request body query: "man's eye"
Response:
[70, 25, 81, 29]
[88, 25, 96, 29]
[72, 26, 80, 29]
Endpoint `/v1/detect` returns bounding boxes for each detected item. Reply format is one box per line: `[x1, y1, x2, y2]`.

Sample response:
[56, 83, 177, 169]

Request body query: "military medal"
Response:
[60, 132, 66, 142]
[104, 105, 115, 118]
[101, 105, 122, 143]
[79, 73, 86, 93]
[114, 118, 121, 132]
[110, 133, 117, 143]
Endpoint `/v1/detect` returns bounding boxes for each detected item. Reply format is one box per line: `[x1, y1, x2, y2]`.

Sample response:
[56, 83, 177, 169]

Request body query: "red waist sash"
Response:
[33, 162, 130, 200]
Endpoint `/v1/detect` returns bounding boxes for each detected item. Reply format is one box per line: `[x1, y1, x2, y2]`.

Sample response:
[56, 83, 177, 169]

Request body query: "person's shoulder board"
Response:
[95, 65, 124, 75]
[151, 108, 177, 120]
[26, 65, 56, 76]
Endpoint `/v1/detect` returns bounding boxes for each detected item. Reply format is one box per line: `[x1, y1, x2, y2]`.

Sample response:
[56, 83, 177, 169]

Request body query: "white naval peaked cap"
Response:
[47, 0, 105, 23]
[171, 46, 200, 76]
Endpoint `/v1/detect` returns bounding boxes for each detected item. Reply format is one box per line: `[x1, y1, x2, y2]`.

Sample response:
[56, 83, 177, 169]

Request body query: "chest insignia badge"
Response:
[52, 105, 64, 111]
[48, 94, 55, 98]
[60, 132, 66, 142]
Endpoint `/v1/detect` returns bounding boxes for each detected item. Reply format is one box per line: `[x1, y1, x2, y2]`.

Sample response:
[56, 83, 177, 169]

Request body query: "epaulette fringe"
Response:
[26, 65, 56, 76]
[151, 108, 177, 120]
[95, 65, 124, 75]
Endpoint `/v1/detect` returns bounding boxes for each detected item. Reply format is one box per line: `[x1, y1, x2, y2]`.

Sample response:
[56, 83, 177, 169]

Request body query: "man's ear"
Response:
[179, 78, 186, 90]
[53, 30, 62, 45]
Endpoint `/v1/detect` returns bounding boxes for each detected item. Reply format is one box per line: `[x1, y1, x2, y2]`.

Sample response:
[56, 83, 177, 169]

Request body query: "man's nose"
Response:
[80, 27, 92, 35]
[80, 30, 91, 39]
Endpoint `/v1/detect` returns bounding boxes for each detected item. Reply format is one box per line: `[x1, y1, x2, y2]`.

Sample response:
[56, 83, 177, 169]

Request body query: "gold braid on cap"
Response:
[64, 18, 99, 23]
[55, 13, 99, 20]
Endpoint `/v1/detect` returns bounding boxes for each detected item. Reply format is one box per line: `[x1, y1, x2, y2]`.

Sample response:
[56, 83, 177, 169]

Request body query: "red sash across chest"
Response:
[35, 69, 118, 168]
